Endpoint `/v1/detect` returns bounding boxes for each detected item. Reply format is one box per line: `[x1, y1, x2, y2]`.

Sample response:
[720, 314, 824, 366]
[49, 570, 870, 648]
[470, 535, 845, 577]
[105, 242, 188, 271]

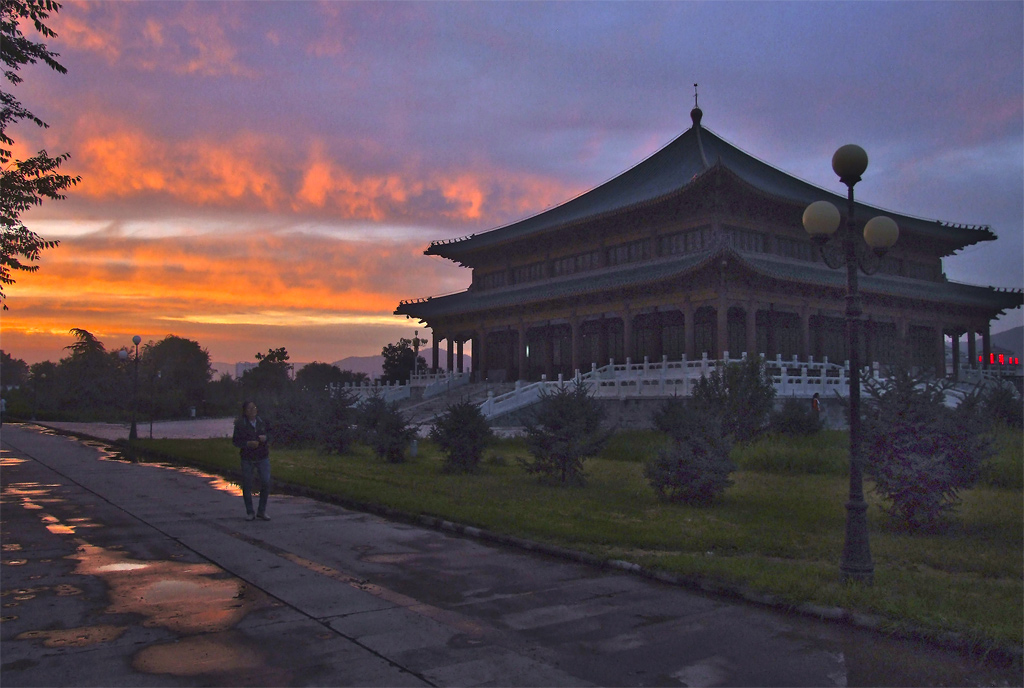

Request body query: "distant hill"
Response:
[332, 355, 384, 378]
[212, 351, 470, 381]
[992, 326, 1023, 358]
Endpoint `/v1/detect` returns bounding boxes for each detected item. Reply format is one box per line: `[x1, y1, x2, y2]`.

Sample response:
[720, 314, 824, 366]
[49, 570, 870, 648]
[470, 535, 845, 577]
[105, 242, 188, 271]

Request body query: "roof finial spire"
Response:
[690, 83, 703, 128]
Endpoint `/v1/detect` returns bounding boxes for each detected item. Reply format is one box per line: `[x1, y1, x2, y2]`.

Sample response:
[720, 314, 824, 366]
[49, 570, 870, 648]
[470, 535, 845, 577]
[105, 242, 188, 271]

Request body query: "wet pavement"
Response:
[1, 423, 1020, 687]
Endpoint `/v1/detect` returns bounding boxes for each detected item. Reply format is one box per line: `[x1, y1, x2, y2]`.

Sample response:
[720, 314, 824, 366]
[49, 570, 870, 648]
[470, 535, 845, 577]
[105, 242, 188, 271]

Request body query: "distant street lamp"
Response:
[119, 336, 143, 441]
[802, 144, 899, 586]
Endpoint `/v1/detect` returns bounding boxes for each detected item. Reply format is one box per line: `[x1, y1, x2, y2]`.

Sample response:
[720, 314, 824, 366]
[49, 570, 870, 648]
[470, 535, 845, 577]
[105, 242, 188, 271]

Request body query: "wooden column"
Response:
[622, 310, 634, 362]
[570, 317, 581, 375]
[800, 307, 811, 361]
[456, 339, 464, 373]
[716, 304, 728, 359]
[446, 338, 454, 372]
[967, 327, 978, 369]
[543, 326, 554, 379]
[982, 323, 992, 370]
[684, 304, 695, 359]
[935, 327, 945, 377]
[432, 335, 440, 372]
[950, 330, 960, 381]
[745, 305, 757, 358]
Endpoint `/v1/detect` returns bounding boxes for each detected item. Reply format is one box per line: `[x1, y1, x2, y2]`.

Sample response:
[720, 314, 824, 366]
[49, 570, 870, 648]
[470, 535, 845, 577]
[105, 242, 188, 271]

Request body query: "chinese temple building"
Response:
[395, 107, 1022, 383]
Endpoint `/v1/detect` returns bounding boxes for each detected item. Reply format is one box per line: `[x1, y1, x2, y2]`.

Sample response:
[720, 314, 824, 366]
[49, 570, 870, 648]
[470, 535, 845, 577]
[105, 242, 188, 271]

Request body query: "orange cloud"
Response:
[2, 226, 471, 364]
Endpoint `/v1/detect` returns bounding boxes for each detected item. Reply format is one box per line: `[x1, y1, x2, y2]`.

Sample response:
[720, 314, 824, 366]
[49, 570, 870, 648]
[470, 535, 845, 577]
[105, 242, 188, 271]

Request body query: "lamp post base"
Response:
[840, 499, 874, 585]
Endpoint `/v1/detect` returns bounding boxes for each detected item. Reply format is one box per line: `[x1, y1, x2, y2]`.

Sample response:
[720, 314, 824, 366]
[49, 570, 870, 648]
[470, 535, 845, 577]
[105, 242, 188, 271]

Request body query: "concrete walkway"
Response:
[1, 424, 1017, 687]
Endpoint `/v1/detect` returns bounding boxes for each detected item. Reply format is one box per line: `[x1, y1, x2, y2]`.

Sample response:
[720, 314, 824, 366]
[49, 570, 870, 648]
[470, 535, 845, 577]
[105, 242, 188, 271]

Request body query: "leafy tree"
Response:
[206, 372, 240, 417]
[862, 367, 994, 531]
[242, 346, 292, 405]
[356, 393, 414, 463]
[429, 399, 493, 473]
[1, 349, 28, 388]
[692, 355, 775, 443]
[58, 327, 120, 418]
[381, 338, 427, 384]
[141, 335, 212, 418]
[1, 0, 80, 309]
[520, 381, 608, 486]
[295, 361, 345, 397]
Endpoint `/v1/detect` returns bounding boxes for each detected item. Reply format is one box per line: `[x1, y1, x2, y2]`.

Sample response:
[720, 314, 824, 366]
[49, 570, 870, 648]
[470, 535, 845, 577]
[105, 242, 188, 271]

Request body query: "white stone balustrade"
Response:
[478, 353, 868, 420]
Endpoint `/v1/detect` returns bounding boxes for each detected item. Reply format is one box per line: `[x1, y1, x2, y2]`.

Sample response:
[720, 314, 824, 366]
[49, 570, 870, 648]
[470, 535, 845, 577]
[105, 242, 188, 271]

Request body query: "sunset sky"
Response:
[3, 1, 1022, 367]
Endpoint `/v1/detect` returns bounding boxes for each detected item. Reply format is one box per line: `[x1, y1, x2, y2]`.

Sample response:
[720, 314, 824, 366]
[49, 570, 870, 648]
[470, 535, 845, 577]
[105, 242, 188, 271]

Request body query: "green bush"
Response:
[981, 383, 1023, 429]
[520, 381, 608, 486]
[862, 368, 994, 530]
[258, 388, 355, 453]
[692, 355, 776, 444]
[356, 394, 415, 463]
[769, 396, 823, 436]
[429, 399, 493, 473]
[644, 408, 734, 504]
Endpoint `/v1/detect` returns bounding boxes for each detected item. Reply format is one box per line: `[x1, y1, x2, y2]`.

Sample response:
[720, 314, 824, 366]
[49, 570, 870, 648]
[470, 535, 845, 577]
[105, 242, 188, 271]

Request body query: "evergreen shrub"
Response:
[645, 399, 735, 504]
[357, 394, 414, 463]
[429, 399, 493, 473]
[520, 381, 608, 486]
[692, 355, 775, 443]
[769, 396, 823, 437]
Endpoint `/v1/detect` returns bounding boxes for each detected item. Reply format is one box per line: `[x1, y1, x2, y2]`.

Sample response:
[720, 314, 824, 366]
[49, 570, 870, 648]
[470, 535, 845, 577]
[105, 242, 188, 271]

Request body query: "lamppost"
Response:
[802, 144, 899, 585]
[150, 370, 161, 440]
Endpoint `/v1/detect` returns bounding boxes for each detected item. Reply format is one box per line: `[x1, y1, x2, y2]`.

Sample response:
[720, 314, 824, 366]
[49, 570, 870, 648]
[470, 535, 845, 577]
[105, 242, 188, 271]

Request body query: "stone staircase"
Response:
[398, 382, 516, 434]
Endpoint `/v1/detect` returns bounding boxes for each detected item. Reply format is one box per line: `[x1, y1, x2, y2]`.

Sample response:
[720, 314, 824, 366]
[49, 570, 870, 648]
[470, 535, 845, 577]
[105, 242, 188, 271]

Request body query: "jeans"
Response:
[240, 457, 271, 516]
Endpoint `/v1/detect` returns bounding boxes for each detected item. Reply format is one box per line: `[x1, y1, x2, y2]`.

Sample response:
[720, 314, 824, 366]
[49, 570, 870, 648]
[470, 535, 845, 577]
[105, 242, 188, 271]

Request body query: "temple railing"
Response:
[331, 380, 411, 404]
[479, 352, 869, 420]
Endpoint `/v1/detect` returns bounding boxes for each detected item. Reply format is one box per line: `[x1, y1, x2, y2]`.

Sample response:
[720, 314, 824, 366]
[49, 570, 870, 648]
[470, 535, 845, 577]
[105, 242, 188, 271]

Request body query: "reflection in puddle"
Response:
[3, 458, 272, 681]
[17, 625, 126, 647]
[133, 632, 263, 675]
[70, 543, 253, 635]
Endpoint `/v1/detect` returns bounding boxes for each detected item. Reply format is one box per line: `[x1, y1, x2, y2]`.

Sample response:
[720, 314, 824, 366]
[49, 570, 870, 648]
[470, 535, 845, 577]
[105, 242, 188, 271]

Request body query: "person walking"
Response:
[232, 400, 271, 521]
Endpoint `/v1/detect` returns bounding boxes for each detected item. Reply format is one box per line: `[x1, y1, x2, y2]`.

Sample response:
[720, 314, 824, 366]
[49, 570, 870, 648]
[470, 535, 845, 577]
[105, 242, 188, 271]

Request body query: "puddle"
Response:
[133, 632, 263, 675]
[17, 625, 126, 647]
[70, 542, 254, 635]
[3, 460, 270, 681]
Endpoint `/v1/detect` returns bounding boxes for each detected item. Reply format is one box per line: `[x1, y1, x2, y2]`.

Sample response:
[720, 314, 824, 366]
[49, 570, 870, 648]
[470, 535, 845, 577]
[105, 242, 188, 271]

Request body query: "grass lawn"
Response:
[138, 425, 1023, 654]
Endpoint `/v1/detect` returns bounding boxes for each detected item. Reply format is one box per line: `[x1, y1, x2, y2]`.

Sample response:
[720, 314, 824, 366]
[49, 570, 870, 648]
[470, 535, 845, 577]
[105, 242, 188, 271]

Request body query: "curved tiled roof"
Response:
[427, 112, 995, 260]
[396, 246, 1023, 322]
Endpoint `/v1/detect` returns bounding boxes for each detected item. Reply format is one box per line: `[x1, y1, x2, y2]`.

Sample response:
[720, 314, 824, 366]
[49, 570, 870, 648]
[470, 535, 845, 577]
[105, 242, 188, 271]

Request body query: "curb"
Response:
[32, 425, 1024, 670]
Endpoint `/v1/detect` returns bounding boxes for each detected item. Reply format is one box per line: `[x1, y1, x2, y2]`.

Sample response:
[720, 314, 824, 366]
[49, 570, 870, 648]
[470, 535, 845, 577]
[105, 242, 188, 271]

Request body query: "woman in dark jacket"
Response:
[232, 400, 271, 520]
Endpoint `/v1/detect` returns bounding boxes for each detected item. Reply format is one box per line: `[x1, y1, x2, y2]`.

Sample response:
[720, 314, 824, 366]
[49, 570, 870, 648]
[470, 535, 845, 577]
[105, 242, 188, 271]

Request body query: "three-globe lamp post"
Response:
[801, 144, 899, 585]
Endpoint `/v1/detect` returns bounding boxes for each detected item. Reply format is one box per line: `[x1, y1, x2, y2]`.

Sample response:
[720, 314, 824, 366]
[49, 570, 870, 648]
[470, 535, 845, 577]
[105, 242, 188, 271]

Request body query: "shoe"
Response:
[246, 513, 256, 521]
[256, 513, 270, 521]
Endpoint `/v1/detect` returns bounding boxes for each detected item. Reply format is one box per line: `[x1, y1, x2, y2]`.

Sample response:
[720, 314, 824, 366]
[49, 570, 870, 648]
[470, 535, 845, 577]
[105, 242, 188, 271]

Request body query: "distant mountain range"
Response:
[992, 326, 1022, 358]
[211, 350, 470, 380]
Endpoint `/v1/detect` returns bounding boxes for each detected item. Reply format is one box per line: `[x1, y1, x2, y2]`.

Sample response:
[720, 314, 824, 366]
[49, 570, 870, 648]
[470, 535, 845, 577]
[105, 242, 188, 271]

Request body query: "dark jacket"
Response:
[233, 415, 269, 461]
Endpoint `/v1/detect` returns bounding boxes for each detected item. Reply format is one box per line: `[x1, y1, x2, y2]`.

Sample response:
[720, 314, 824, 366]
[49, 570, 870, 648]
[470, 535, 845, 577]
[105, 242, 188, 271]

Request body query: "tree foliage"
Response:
[862, 367, 994, 531]
[141, 335, 212, 417]
[356, 393, 414, 463]
[242, 347, 292, 405]
[429, 399, 493, 473]
[646, 398, 735, 504]
[381, 338, 427, 384]
[520, 381, 608, 486]
[769, 396, 823, 437]
[692, 355, 776, 443]
[1, 0, 79, 309]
